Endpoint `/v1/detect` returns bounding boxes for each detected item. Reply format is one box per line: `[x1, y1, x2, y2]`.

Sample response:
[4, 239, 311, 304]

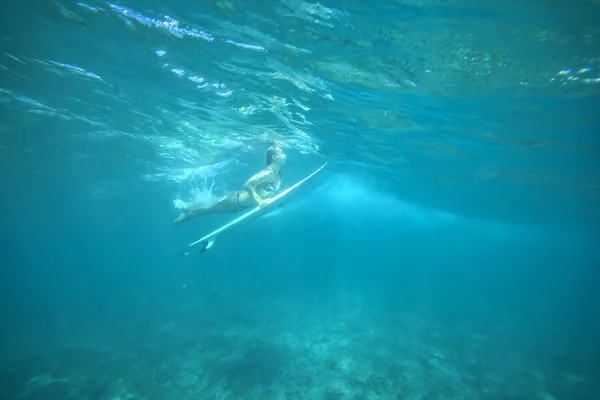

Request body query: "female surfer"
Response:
[174, 146, 287, 225]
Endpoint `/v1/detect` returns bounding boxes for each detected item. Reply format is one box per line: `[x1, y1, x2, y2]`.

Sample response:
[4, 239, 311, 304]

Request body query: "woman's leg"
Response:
[174, 191, 243, 225]
[188, 194, 238, 216]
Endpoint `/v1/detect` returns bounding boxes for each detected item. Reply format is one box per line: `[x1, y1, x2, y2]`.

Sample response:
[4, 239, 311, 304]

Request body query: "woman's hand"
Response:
[256, 198, 268, 208]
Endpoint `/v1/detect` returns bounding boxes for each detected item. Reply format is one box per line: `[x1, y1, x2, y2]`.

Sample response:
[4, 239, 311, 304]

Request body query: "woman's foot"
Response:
[174, 212, 189, 225]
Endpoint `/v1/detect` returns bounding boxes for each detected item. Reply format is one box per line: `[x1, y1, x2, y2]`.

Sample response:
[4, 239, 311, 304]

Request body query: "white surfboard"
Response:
[183, 162, 328, 255]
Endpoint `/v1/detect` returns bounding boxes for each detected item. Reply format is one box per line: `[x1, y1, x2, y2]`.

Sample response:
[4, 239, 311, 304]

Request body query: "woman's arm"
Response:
[244, 168, 273, 207]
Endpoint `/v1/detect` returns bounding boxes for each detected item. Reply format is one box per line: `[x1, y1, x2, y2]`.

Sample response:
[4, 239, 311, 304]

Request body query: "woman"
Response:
[174, 146, 287, 225]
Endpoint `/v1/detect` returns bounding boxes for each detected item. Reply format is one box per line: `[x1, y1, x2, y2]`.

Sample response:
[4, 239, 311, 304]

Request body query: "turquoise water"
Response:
[1, 0, 599, 399]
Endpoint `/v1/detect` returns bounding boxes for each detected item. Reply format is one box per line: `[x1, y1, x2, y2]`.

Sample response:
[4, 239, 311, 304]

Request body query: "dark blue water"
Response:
[1, 0, 599, 399]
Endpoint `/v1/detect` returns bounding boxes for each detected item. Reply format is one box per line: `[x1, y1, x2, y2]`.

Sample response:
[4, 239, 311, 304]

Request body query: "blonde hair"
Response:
[265, 146, 282, 166]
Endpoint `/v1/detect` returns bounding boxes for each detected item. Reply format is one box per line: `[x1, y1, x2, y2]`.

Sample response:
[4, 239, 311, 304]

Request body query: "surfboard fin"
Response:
[200, 237, 216, 254]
